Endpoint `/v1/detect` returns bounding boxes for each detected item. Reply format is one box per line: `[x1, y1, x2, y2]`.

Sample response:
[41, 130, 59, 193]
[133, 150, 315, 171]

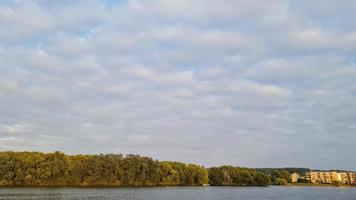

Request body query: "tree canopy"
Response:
[208, 166, 270, 186]
[0, 151, 208, 186]
[0, 151, 271, 187]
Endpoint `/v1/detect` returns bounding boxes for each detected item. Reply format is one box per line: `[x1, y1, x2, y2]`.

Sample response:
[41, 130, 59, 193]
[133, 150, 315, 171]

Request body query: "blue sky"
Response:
[0, 0, 356, 170]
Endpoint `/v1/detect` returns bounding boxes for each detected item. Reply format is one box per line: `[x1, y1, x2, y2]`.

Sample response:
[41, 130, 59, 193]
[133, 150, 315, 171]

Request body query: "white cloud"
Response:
[0, 2, 53, 40]
[0, 124, 31, 134]
[127, 66, 194, 85]
[228, 81, 290, 98]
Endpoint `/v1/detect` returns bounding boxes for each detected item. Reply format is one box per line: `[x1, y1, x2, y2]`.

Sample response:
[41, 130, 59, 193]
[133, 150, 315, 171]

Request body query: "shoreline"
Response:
[1, 184, 355, 189]
[285, 183, 356, 188]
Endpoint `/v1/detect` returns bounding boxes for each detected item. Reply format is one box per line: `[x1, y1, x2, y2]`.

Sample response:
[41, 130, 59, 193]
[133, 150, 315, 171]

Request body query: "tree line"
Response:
[208, 166, 270, 186]
[0, 151, 272, 187]
[256, 168, 309, 185]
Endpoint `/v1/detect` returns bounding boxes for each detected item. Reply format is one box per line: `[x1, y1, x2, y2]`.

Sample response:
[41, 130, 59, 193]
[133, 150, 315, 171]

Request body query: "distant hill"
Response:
[256, 168, 310, 176]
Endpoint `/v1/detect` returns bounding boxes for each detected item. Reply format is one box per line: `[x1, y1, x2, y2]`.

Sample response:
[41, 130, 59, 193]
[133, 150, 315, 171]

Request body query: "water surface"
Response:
[0, 186, 355, 200]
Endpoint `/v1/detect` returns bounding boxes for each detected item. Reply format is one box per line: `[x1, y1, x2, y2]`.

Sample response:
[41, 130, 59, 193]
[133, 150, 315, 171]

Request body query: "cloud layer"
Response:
[1, 0, 356, 170]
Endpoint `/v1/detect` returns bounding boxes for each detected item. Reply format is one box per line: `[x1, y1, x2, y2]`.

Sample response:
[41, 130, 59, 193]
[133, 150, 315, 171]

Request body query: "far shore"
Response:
[1, 184, 356, 189]
[284, 183, 356, 188]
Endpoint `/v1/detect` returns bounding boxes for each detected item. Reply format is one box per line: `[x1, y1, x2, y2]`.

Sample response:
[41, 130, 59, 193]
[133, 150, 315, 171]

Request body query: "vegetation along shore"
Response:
[0, 151, 354, 187]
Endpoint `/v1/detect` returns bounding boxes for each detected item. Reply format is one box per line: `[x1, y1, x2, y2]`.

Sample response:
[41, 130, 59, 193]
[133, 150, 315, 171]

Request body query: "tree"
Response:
[0, 151, 268, 187]
[254, 172, 270, 186]
[208, 166, 269, 186]
[331, 180, 341, 187]
[274, 178, 287, 185]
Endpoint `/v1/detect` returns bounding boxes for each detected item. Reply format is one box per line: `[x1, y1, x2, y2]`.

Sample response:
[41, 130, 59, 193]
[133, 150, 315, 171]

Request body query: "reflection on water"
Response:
[0, 186, 355, 200]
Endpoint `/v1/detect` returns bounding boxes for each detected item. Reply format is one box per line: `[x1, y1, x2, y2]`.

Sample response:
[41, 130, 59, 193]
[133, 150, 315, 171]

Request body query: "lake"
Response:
[0, 186, 355, 200]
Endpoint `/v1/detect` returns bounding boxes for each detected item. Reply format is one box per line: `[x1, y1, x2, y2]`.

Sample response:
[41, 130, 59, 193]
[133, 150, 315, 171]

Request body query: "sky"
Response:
[0, 0, 356, 170]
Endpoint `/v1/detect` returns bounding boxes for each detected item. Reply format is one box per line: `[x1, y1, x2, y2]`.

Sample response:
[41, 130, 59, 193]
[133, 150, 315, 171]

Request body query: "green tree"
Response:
[254, 172, 270, 186]
[274, 178, 287, 185]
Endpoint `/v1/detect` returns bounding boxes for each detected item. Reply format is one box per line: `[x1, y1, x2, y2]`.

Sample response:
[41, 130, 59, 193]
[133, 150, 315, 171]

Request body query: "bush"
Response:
[254, 172, 271, 186]
[331, 180, 341, 186]
[274, 178, 287, 185]
[297, 178, 308, 183]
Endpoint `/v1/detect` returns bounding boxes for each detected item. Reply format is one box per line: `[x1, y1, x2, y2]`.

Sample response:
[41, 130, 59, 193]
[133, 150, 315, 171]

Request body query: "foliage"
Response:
[0, 151, 208, 186]
[274, 178, 287, 185]
[254, 172, 270, 186]
[208, 166, 270, 186]
[256, 168, 310, 176]
[256, 169, 291, 185]
[297, 177, 308, 183]
[331, 180, 341, 186]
